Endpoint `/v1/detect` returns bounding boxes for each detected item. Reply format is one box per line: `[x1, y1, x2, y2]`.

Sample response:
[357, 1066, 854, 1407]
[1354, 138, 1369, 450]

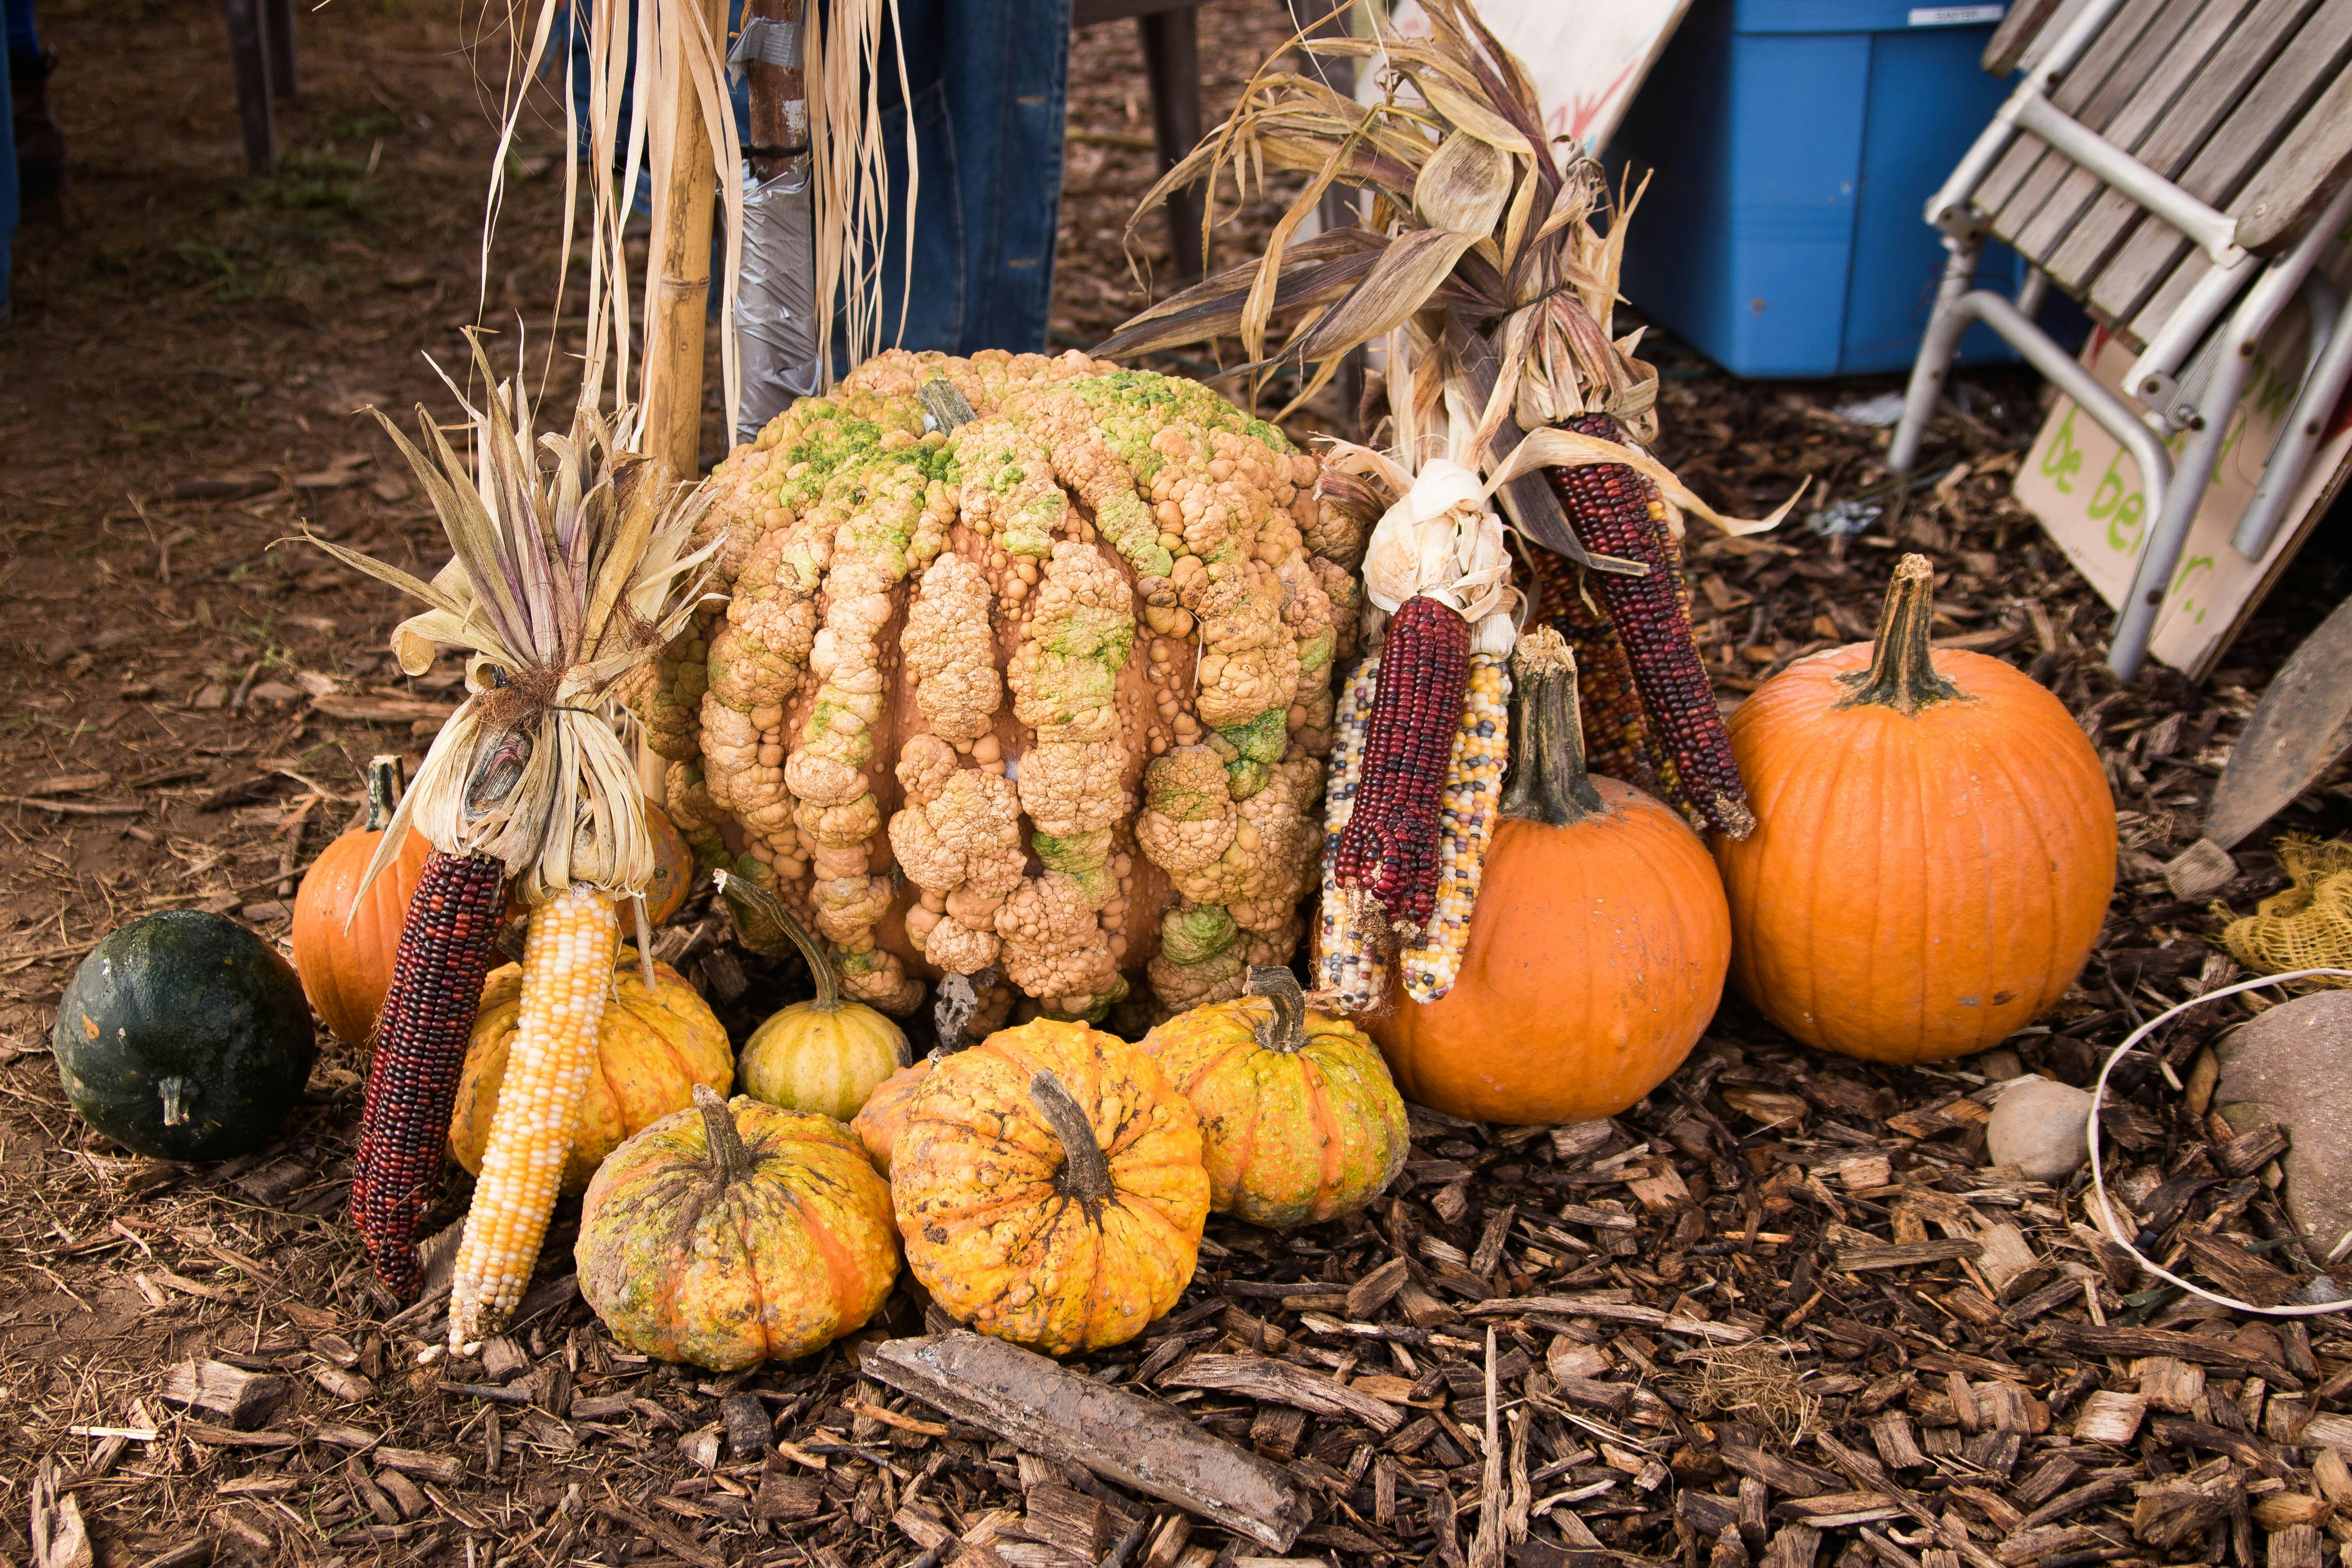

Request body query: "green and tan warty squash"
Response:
[627, 350, 1365, 1019]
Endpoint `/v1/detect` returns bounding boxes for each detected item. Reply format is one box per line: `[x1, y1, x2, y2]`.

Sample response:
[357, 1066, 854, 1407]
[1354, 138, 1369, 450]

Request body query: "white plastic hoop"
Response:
[2086, 966, 2352, 1318]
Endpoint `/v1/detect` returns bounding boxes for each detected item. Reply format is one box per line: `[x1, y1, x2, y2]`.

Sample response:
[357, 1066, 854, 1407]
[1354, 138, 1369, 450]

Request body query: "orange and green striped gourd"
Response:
[577, 1085, 900, 1370]
[1140, 965, 1408, 1228]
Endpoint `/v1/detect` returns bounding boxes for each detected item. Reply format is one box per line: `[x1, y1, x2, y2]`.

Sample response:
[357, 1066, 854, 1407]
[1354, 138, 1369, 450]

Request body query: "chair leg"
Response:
[2106, 345, 2255, 682]
[221, 0, 276, 177]
[264, 0, 298, 103]
[1888, 234, 1983, 479]
[1138, 5, 1205, 282]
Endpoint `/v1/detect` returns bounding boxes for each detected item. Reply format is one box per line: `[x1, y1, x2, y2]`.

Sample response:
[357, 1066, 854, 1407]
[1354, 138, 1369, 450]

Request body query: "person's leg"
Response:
[943, 0, 1069, 353]
[8, 0, 61, 204]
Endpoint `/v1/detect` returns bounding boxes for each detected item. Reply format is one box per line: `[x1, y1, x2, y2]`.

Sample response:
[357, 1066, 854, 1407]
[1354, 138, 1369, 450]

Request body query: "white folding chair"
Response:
[1887, 0, 2352, 680]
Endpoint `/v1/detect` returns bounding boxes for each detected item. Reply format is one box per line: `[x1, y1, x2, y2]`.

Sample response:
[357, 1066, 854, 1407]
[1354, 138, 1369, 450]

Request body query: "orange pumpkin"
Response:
[892, 1018, 1207, 1355]
[1140, 966, 1407, 1227]
[850, 1058, 931, 1175]
[577, 1086, 900, 1370]
[1370, 628, 1730, 1124]
[1713, 554, 2115, 1063]
[450, 949, 733, 1194]
[291, 755, 432, 1048]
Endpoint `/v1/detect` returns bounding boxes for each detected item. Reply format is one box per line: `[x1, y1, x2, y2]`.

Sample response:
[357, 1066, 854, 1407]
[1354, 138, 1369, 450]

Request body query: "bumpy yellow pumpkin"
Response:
[1140, 966, 1407, 1227]
[724, 871, 911, 1121]
[451, 950, 732, 1195]
[577, 1086, 900, 1370]
[892, 1018, 1207, 1354]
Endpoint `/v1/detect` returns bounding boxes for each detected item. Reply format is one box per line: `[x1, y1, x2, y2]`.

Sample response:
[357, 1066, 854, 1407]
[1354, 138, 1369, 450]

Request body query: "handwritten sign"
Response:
[1378, 0, 1697, 155]
[2012, 238, 2352, 679]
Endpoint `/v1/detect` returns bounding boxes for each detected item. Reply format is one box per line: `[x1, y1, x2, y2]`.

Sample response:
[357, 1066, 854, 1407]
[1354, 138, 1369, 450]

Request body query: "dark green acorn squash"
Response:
[53, 911, 316, 1160]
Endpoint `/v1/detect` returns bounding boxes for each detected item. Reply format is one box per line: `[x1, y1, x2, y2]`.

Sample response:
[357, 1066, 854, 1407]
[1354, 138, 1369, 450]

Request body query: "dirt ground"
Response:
[5, 0, 2352, 1565]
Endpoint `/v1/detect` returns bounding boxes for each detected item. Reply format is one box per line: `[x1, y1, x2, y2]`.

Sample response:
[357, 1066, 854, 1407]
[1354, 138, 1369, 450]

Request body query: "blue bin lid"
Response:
[1732, 0, 2006, 33]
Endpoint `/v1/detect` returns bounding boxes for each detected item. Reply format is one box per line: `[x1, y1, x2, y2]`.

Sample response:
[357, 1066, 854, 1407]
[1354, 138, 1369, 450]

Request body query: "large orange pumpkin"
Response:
[1369, 628, 1730, 1123]
[577, 1086, 900, 1370]
[1712, 554, 2115, 1063]
[291, 755, 432, 1048]
[450, 949, 733, 1194]
[892, 1018, 1207, 1355]
[1140, 966, 1407, 1227]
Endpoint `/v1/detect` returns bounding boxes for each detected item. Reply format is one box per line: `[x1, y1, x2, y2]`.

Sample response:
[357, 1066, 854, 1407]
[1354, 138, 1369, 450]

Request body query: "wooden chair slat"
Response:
[2092, 0, 2352, 327]
[2009, 0, 2257, 264]
[1984, 0, 2077, 74]
[1994, 0, 2222, 261]
[2040, 0, 2324, 293]
[2233, 66, 2352, 252]
[1978, 0, 2181, 235]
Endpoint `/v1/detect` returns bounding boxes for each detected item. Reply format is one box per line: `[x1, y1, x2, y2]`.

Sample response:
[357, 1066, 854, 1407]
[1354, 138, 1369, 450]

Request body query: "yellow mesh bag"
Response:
[2218, 836, 2352, 986]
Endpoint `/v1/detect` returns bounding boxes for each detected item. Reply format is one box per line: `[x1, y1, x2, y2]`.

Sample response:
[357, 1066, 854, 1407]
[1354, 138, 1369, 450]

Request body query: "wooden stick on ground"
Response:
[859, 1333, 1315, 1551]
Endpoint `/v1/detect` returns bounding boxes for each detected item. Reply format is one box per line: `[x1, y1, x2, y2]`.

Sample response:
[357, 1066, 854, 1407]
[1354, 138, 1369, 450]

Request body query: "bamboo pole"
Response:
[641, 0, 730, 482]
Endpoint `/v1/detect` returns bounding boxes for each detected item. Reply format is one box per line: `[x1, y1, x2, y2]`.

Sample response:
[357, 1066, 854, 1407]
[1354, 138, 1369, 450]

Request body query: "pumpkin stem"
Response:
[364, 754, 405, 834]
[1837, 553, 1963, 715]
[158, 1075, 195, 1128]
[1027, 1068, 1115, 1218]
[1246, 966, 1309, 1054]
[693, 1083, 754, 1185]
[631, 896, 656, 991]
[714, 869, 842, 1012]
[1501, 626, 1606, 828]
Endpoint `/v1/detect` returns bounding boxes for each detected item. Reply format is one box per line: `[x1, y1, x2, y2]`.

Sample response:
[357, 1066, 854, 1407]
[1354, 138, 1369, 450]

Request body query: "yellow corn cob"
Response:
[1314, 655, 1388, 1011]
[1401, 652, 1510, 1002]
[447, 883, 619, 1350]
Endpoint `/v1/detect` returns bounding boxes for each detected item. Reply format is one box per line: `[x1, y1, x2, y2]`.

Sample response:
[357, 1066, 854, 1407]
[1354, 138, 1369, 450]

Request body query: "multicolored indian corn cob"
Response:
[350, 849, 508, 1298]
[1400, 652, 1509, 1003]
[1533, 550, 1677, 800]
[446, 883, 620, 1349]
[1542, 414, 1755, 839]
[1334, 595, 1473, 936]
[1315, 654, 1385, 1010]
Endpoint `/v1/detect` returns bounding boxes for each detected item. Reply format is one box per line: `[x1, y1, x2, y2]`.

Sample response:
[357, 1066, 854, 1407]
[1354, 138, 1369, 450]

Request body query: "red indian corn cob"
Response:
[1535, 551, 1677, 800]
[1542, 414, 1756, 839]
[1334, 595, 1471, 937]
[350, 849, 507, 1297]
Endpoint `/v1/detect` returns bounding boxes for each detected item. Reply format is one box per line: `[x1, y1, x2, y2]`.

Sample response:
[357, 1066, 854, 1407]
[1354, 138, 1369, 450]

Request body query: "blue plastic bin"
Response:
[1607, 0, 2021, 378]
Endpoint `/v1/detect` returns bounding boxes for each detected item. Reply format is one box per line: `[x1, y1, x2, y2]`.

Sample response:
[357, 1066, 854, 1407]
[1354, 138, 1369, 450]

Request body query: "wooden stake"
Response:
[641, 0, 730, 481]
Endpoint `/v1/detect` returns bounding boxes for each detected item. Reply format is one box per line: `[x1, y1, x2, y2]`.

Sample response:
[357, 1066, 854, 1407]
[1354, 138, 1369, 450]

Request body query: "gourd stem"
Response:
[714, 868, 842, 1012]
[159, 1075, 194, 1128]
[1838, 552, 1962, 715]
[693, 1083, 753, 1185]
[364, 754, 404, 834]
[1028, 1068, 1114, 1215]
[1500, 626, 1605, 828]
[1246, 966, 1309, 1054]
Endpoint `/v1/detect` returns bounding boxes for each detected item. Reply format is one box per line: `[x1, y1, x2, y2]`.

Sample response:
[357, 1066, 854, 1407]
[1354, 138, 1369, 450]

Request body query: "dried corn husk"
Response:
[1097, 0, 1799, 553]
[305, 335, 718, 907]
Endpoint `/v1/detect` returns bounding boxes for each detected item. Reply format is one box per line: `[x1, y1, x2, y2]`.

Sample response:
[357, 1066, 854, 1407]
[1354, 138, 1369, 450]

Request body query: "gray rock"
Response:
[2215, 990, 2352, 1259]
[1986, 1077, 2096, 1182]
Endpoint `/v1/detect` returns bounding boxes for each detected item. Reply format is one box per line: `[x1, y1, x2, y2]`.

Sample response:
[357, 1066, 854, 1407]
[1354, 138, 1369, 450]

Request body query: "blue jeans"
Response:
[562, 0, 1067, 359]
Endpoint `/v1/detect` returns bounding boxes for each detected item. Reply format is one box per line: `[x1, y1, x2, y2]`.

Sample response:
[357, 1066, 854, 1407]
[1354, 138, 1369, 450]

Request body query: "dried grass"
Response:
[1679, 1342, 1819, 1449]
